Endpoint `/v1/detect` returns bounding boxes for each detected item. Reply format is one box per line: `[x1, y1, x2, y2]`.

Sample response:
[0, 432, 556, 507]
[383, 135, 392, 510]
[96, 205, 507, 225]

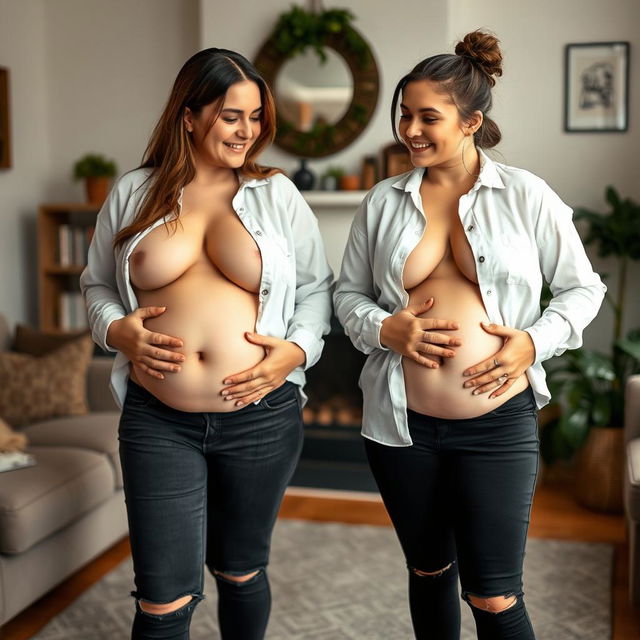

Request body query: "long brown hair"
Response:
[114, 48, 279, 248]
[391, 31, 503, 149]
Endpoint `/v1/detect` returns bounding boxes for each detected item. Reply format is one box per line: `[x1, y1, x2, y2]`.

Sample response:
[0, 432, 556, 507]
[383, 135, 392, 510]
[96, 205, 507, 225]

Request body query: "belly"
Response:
[402, 276, 528, 419]
[130, 269, 264, 413]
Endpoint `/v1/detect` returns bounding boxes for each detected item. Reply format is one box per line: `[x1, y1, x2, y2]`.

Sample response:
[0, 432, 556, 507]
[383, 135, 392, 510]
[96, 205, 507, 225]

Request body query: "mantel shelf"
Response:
[302, 191, 368, 208]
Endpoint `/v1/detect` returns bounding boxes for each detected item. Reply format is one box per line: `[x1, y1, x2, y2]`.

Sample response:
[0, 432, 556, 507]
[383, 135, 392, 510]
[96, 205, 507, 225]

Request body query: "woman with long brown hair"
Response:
[80, 48, 332, 639]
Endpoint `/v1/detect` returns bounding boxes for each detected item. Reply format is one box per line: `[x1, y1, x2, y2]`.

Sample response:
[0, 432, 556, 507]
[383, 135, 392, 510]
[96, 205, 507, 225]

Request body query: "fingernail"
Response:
[223, 379, 231, 385]
[224, 396, 233, 401]
[473, 389, 480, 395]
[221, 390, 228, 396]
[489, 394, 496, 399]
[464, 382, 472, 388]
[236, 401, 244, 407]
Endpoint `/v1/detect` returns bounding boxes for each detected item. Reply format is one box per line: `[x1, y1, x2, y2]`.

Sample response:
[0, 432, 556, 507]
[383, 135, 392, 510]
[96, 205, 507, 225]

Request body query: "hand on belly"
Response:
[462, 321, 536, 400]
[380, 297, 462, 368]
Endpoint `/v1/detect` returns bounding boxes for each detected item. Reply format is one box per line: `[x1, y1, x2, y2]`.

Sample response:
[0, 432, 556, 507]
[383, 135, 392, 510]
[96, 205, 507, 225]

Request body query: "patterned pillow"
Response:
[0, 335, 94, 427]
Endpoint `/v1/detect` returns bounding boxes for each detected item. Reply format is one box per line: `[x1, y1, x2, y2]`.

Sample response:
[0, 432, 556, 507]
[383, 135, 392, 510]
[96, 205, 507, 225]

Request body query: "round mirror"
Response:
[254, 21, 379, 158]
[275, 49, 353, 132]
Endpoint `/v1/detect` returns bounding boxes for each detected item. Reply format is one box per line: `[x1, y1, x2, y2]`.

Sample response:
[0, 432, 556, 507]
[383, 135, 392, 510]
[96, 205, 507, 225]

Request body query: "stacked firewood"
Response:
[302, 394, 363, 427]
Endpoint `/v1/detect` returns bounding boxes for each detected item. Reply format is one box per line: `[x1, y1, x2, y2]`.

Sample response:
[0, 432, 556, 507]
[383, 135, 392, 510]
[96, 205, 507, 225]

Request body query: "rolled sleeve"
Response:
[524, 183, 606, 364]
[284, 186, 333, 371]
[79, 183, 128, 352]
[334, 198, 392, 354]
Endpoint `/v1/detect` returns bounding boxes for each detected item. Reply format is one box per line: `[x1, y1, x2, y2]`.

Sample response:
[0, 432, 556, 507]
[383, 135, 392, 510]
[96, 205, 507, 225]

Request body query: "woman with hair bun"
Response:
[334, 31, 604, 639]
[81, 48, 332, 639]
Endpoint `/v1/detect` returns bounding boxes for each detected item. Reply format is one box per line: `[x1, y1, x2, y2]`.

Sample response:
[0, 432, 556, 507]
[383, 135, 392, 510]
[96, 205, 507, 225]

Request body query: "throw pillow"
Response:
[0, 416, 28, 451]
[0, 334, 94, 427]
[12, 324, 90, 356]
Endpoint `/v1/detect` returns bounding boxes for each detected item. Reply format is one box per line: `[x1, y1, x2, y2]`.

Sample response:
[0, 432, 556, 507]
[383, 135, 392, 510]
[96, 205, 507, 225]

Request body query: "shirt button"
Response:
[467, 225, 474, 232]
[255, 230, 262, 236]
[478, 256, 485, 263]
[261, 289, 269, 296]
[238, 207, 245, 213]
[486, 289, 492, 295]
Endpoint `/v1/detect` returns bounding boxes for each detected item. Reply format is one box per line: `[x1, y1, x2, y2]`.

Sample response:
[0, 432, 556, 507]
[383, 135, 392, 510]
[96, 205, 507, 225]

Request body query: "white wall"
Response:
[43, 0, 200, 201]
[0, 0, 50, 327]
[448, 0, 640, 351]
[0, 0, 199, 328]
[199, 0, 449, 177]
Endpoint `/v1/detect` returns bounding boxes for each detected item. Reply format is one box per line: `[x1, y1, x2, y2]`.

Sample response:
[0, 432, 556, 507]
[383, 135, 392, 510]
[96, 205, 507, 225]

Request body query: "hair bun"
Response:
[454, 31, 503, 86]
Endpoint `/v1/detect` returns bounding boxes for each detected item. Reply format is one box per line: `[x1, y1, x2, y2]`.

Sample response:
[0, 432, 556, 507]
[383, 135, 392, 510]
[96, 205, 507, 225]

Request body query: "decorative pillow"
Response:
[12, 324, 90, 356]
[0, 335, 94, 427]
[0, 416, 28, 451]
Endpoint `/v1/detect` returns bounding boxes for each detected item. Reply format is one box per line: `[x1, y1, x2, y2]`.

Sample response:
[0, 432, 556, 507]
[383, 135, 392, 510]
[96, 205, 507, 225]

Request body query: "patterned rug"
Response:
[33, 519, 612, 639]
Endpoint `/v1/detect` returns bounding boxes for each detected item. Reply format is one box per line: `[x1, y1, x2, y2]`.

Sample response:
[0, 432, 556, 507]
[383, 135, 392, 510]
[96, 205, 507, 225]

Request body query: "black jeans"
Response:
[365, 388, 539, 640]
[118, 379, 304, 640]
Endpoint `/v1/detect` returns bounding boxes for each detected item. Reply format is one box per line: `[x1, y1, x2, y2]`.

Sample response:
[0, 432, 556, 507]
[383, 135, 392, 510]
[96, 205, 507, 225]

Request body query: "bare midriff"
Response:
[403, 273, 529, 419]
[401, 180, 528, 420]
[128, 190, 264, 413]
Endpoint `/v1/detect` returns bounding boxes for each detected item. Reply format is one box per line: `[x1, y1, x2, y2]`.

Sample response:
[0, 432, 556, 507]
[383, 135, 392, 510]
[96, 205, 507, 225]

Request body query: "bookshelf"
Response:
[38, 203, 100, 333]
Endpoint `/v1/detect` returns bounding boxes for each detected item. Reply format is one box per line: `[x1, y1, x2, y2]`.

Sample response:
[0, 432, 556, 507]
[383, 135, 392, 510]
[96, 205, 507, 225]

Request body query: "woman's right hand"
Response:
[380, 298, 461, 368]
[106, 306, 185, 380]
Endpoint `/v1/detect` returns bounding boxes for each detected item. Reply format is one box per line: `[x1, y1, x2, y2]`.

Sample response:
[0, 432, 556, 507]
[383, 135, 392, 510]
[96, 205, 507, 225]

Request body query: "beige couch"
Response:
[0, 315, 127, 625]
[625, 374, 640, 605]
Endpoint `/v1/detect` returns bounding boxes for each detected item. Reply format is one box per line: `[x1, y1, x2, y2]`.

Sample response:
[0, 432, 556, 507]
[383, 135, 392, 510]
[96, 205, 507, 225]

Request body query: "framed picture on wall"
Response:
[564, 42, 629, 133]
[0, 67, 11, 168]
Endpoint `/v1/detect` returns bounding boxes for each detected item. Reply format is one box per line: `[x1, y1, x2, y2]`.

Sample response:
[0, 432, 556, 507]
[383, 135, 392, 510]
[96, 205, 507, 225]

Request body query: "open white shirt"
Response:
[333, 150, 606, 446]
[80, 168, 333, 409]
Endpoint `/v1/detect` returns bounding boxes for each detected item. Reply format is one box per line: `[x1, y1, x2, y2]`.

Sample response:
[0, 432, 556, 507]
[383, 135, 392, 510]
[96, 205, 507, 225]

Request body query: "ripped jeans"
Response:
[365, 387, 539, 640]
[118, 379, 303, 640]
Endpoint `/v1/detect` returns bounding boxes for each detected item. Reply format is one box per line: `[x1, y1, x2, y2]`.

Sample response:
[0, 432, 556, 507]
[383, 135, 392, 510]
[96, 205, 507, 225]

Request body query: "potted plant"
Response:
[321, 166, 344, 191]
[541, 186, 640, 511]
[73, 153, 117, 205]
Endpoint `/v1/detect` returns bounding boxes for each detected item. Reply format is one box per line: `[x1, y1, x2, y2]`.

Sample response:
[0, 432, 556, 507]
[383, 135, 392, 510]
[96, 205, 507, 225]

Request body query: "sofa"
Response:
[0, 314, 127, 626]
[625, 374, 640, 605]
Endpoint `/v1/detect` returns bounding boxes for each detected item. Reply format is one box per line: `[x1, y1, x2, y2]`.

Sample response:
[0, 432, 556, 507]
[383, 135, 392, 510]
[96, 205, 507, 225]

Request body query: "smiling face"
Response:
[398, 79, 482, 169]
[184, 79, 262, 170]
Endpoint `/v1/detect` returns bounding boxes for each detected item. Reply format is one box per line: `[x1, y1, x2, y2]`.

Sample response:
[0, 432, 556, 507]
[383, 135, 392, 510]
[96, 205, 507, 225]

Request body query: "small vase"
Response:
[292, 159, 315, 191]
[339, 174, 361, 191]
[321, 175, 338, 191]
[85, 177, 110, 205]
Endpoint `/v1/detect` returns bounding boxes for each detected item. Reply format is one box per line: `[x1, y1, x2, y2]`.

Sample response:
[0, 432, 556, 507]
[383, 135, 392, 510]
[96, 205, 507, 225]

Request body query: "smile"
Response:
[409, 142, 433, 150]
[224, 142, 247, 152]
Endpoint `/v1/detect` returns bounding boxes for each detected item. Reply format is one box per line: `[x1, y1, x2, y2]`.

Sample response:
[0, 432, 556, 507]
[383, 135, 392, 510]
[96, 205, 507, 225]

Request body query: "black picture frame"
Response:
[0, 67, 11, 169]
[564, 42, 630, 133]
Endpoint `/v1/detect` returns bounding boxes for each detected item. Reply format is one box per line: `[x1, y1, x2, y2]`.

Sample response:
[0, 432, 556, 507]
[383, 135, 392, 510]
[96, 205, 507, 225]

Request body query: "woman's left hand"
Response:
[221, 333, 306, 407]
[462, 322, 536, 399]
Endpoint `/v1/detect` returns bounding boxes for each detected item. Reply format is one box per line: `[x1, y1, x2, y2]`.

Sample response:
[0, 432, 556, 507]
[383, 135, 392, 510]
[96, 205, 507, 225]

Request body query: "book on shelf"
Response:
[59, 291, 88, 331]
[0, 452, 36, 473]
[57, 223, 94, 267]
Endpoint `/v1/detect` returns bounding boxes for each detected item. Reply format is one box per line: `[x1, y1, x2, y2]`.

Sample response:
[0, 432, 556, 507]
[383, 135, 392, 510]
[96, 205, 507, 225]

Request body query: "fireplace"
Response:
[290, 316, 378, 492]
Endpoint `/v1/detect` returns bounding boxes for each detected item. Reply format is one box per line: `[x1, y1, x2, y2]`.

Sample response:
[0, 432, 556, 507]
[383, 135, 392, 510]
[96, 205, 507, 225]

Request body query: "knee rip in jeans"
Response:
[409, 560, 456, 577]
[133, 592, 203, 618]
[463, 591, 519, 614]
[213, 567, 263, 586]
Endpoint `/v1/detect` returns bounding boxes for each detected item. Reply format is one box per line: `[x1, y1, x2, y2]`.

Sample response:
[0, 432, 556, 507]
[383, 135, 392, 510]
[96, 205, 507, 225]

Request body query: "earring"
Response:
[461, 135, 480, 178]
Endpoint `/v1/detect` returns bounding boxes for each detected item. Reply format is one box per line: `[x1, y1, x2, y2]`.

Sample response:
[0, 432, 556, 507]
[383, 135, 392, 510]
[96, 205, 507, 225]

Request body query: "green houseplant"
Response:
[541, 186, 640, 510]
[72, 153, 117, 205]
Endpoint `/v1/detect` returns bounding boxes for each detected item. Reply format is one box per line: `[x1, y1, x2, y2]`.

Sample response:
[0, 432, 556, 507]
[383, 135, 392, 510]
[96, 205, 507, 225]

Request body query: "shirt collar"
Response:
[391, 148, 505, 194]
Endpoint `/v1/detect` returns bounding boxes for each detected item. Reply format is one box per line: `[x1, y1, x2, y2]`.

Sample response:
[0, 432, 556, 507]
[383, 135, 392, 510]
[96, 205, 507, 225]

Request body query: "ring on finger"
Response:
[498, 373, 508, 383]
[493, 358, 500, 368]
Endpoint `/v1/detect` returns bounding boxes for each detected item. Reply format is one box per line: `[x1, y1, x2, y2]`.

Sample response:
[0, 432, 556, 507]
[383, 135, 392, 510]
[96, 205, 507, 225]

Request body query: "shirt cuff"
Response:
[286, 328, 321, 370]
[365, 308, 392, 351]
[523, 325, 552, 365]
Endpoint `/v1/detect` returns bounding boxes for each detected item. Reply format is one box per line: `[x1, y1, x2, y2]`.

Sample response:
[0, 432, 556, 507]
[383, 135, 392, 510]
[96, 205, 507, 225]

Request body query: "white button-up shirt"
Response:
[333, 150, 606, 446]
[80, 168, 333, 409]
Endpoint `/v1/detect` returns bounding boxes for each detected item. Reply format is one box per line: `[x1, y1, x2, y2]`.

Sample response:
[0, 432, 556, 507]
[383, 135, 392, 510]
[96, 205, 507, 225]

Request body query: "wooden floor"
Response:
[2, 479, 639, 639]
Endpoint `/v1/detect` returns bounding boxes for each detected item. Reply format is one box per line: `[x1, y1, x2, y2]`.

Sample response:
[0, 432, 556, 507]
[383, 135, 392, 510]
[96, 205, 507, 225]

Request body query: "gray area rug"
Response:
[33, 519, 612, 639]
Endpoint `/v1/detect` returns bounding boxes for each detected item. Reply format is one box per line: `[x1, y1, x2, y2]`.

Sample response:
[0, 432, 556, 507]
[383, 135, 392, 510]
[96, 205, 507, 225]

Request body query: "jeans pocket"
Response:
[124, 380, 157, 409]
[260, 382, 299, 411]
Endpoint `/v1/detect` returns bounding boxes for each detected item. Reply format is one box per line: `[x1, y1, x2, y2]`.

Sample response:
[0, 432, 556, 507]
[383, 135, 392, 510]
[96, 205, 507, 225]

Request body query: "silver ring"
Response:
[493, 358, 500, 368]
[498, 374, 508, 383]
